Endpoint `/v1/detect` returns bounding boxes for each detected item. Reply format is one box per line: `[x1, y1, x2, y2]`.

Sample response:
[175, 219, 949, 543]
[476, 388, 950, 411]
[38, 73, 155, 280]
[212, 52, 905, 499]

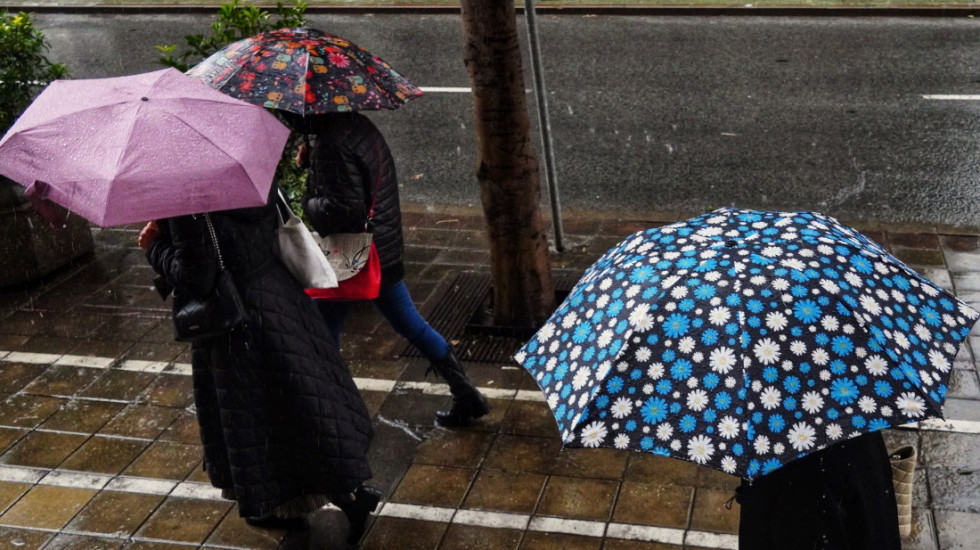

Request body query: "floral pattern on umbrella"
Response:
[187, 27, 422, 115]
[515, 208, 979, 480]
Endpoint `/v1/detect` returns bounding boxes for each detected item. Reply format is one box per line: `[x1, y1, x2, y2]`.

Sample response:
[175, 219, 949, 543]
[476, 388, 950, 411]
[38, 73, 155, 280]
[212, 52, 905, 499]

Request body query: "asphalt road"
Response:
[31, 12, 980, 226]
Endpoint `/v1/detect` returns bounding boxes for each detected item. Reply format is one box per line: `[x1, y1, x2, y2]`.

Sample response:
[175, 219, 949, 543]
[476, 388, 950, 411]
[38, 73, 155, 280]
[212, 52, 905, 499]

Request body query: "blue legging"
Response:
[315, 280, 450, 362]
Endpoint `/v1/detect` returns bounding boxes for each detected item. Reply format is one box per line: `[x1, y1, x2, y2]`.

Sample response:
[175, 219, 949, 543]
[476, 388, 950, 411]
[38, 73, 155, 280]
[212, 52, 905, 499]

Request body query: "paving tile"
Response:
[926, 468, 980, 513]
[414, 429, 493, 469]
[903, 508, 939, 550]
[390, 464, 475, 508]
[689, 487, 739, 534]
[42, 534, 124, 550]
[122, 441, 200, 480]
[695, 466, 740, 491]
[498, 400, 560, 439]
[439, 523, 521, 550]
[612, 480, 692, 529]
[551, 448, 629, 480]
[0, 429, 25, 455]
[483, 435, 562, 475]
[205, 511, 284, 550]
[0, 394, 64, 428]
[625, 454, 699, 486]
[377, 390, 445, 429]
[136, 497, 233, 544]
[536, 476, 618, 521]
[158, 411, 201, 445]
[65, 490, 164, 536]
[0, 431, 87, 469]
[39, 400, 125, 433]
[358, 516, 446, 550]
[136, 374, 194, 408]
[0, 311, 49, 337]
[0, 363, 45, 393]
[17, 336, 77, 355]
[98, 404, 181, 439]
[518, 531, 602, 550]
[891, 233, 942, 250]
[0, 526, 52, 549]
[125, 542, 197, 550]
[602, 540, 681, 550]
[20, 365, 101, 397]
[119, 342, 185, 364]
[462, 470, 546, 514]
[944, 250, 980, 272]
[947, 369, 980, 400]
[940, 235, 980, 254]
[0, 335, 29, 351]
[934, 509, 980, 550]
[0, 482, 30, 514]
[79, 370, 157, 401]
[0, 485, 96, 529]
[184, 460, 210, 484]
[60, 436, 149, 474]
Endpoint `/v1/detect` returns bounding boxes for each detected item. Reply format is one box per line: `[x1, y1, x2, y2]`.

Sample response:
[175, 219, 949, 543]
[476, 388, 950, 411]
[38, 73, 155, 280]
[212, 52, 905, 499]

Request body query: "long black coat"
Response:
[736, 430, 900, 550]
[302, 112, 404, 288]
[146, 188, 373, 519]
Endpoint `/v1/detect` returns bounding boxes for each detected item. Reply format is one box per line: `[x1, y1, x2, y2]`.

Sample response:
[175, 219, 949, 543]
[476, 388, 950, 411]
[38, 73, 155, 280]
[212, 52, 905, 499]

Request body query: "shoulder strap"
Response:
[203, 213, 225, 271]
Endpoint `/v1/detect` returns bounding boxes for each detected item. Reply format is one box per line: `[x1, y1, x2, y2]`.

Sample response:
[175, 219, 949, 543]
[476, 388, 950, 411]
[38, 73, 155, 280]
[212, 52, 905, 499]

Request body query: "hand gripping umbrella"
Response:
[515, 208, 979, 480]
[0, 68, 290, 227]
[187, 27, 422, 116]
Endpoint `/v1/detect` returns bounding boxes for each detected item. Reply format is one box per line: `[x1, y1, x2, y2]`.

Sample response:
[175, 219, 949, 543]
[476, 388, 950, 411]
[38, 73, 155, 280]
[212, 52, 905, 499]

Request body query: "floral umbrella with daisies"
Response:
[514, 207, 979, 480]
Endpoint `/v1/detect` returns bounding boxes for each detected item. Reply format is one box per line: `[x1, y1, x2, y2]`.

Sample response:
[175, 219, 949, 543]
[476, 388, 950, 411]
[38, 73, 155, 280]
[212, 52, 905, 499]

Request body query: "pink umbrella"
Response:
[0, 67, 290, 227]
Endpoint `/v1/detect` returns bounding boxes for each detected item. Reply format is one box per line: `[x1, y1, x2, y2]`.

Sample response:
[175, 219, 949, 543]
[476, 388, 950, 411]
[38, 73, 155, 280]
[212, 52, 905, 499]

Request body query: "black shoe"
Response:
[427, 351, 491, 427]
[245, 515, 308, 530]
[339, 485, 382, 545]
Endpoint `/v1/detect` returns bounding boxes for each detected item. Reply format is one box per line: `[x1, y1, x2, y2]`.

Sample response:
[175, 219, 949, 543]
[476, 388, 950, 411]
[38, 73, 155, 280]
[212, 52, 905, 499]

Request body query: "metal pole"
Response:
[523, 0, 565, 252]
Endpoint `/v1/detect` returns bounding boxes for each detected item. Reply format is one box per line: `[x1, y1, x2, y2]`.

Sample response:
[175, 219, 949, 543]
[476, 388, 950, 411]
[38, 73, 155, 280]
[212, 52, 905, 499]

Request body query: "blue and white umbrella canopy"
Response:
[515, 208, 979, 480]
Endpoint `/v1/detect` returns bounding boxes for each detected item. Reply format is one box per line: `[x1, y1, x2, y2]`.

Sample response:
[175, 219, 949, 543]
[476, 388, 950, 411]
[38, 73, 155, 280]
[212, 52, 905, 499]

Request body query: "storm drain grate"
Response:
[401, 271, 578, 364]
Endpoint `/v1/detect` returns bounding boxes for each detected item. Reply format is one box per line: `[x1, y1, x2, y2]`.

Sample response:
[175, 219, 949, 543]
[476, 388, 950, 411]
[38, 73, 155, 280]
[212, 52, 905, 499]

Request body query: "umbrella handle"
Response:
[25, 180, 67, 227]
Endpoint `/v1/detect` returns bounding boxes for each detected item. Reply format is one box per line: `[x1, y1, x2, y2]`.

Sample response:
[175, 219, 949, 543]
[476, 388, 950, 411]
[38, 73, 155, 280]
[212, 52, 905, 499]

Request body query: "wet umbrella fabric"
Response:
[187, 27, 422, 116]
[0, 68, 289, 227]
[514, 208, 979, 480]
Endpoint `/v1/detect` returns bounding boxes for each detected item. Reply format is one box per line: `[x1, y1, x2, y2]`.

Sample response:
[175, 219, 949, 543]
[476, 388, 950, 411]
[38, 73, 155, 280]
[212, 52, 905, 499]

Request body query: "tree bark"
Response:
[459, 0, 555, 328]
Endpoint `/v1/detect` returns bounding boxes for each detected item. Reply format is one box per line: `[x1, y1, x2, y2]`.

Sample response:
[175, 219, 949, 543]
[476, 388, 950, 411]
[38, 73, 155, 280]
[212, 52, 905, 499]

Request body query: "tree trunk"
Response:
[459, 0, 555, 328]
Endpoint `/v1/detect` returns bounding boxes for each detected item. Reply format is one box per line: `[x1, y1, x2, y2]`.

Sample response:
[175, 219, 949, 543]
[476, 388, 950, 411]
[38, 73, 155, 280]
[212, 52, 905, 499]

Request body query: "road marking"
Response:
[2, 352, 979, 434]
[922, 95, 980, 100]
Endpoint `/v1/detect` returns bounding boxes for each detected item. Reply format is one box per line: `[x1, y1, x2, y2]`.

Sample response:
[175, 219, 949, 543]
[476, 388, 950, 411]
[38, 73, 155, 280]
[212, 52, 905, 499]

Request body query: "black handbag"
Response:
[172, 213, 245, 342]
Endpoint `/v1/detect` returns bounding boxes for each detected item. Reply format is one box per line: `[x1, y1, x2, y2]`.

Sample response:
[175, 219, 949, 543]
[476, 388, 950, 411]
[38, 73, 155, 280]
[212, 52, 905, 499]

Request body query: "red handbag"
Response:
[306, 241, 381, 301]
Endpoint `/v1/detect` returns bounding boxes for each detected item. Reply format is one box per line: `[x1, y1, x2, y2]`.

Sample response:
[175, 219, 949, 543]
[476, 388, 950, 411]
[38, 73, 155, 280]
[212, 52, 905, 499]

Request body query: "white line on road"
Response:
[922, 95, 980, 100]
[418, 86, 471, 93]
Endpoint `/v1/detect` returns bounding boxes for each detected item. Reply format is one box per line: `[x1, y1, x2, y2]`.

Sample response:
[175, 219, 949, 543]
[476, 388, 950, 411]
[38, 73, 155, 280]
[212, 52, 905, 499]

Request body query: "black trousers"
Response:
[736, 431, 901, 550]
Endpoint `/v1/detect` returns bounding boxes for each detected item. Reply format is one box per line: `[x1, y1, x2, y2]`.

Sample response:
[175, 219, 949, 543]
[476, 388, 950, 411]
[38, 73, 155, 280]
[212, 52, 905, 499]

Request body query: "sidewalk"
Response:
[1, 202, 979, 550]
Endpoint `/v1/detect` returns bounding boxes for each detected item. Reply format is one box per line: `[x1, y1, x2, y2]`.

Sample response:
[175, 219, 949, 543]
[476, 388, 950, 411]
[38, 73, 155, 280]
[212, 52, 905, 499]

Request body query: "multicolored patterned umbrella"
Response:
[515, 208, 979, 480]
[187, 27, 422, 115]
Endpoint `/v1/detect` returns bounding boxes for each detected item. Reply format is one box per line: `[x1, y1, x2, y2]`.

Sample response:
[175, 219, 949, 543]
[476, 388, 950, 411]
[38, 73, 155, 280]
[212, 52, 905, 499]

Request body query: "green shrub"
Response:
[0, 10, 68, 135]
[156, 0, 309, 210]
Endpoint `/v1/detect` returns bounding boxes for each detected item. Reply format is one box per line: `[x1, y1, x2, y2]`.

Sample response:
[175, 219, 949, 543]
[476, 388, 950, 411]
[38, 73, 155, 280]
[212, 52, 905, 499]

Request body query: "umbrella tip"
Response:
[141, 97, 149, 102]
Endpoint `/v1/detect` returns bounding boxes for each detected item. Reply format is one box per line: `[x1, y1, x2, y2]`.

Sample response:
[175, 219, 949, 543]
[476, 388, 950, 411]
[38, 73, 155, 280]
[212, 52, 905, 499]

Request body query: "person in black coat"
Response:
[735, 430, 901, 550]
[297, 111, 490, 427]
[139, 185, 380, 544]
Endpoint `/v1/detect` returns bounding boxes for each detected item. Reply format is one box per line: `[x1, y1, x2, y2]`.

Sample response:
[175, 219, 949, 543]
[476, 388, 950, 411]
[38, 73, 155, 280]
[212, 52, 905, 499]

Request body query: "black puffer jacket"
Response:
[302, 112, 404, 288]
[146, 186, 373, 519]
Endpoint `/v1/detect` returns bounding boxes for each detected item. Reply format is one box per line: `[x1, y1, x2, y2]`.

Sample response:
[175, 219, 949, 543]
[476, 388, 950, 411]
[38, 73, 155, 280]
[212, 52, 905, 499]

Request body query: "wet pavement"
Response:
[2, 203, 980, 550]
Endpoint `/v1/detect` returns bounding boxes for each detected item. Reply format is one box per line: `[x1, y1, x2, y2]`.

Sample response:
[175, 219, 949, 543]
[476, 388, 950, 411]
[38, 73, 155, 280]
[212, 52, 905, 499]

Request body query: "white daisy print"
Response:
[656, 423, 674, 441]
[597, 329, 614, 349]
[687, 389, 710, 411]
[790, 341, 807, 355]
[826, 424, 844, 440]
[647, 363, 665, 379]
[572, 367, 590, 390]
[614, 434, 630, 449]
[721, 456, 738, 474]
[580, 421, 608, 448]
[820, 279, 841, 294]
[766, 312, 788, 331]
[562, 311, 579, 329]
[801, 391, 824, 414]
[928, 350, 951, 373]
[635, 347, 652, 362]
[687, 435, 715, 465]
[710, 347, 737, 374]
[709, 307, 731, 325]
[717, 416, 741, 439]
[753, 435, 771, 455]
[536, 323, 556, 342]
[760, 387, 782, 410]
[858, 396, 877, 414]
[670, 439, 683, 451]
[611, 397, 633, 418]
[864, 355, 888, 376]
[844, 272, 863, 288]
[788, 422, 817, 452]
[678, 337, 696, 354]
[812, 348, 830, 365]
[914, 324, 931, 342]
[821, 316, 840, 332]
[753, 338, 781, 365]
[896, 392, 927, 418]
[894, 333, 911, 350]
[859, 295, 882, 315]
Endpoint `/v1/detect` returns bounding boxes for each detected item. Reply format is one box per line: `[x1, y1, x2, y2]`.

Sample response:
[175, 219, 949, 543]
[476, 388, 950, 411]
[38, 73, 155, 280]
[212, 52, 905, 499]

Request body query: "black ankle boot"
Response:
[339, 485, 382, 545]
[245, 514, 308, 530]
[428, 350, 491, 427]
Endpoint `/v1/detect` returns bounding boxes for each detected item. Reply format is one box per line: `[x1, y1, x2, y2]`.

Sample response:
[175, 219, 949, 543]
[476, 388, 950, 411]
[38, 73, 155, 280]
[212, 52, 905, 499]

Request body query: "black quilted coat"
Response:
[146, 188, 374, 519]
[302, 112, 405, 288]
